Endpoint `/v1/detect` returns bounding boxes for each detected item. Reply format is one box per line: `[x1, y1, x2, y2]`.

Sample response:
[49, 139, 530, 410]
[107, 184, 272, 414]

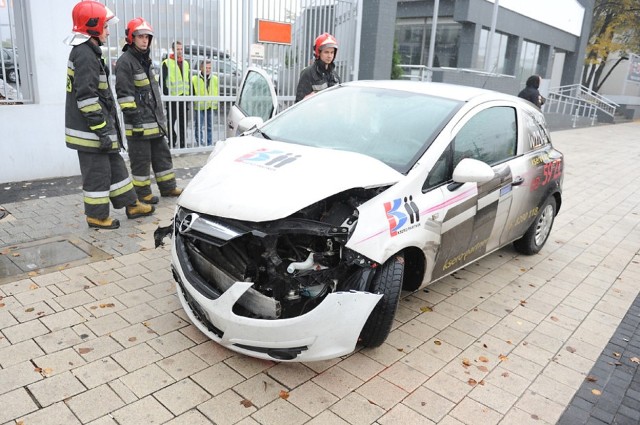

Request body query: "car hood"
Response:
[178, 135, 403, 221]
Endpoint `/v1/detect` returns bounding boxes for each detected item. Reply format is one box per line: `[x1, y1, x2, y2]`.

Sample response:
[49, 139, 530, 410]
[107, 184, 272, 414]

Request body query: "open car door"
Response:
[226, 66, 278, 138]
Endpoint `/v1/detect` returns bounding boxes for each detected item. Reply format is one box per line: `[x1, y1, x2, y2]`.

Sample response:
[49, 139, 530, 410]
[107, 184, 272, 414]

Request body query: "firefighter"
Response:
[115, 18, 182, 204]
[64, 0, 154, 230]
[295, 33, 341, 102]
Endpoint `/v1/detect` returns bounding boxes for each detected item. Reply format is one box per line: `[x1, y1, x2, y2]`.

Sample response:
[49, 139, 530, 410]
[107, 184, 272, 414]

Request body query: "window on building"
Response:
[518, 39, 543, 84]
[477, 28, 511, 74]
[0, 1, 32, 104]
[395, 18, 460, 68]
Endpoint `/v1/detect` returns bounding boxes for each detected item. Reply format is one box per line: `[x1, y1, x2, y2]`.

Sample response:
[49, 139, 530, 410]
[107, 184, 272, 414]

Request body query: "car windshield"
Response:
[259, 86, 462, 173]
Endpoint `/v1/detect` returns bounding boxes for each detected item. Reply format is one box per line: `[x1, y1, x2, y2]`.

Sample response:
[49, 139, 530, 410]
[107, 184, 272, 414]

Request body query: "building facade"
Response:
[393, 0, 594, 95]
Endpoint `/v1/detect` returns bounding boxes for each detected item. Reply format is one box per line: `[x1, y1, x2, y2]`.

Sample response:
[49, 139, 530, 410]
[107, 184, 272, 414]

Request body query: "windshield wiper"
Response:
[254, 127, 271, 140]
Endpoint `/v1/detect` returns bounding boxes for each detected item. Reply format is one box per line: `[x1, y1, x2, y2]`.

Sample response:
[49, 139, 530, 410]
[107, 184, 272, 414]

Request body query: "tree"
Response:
[582, 0, 640, 92]
[391, 40, 403, 79]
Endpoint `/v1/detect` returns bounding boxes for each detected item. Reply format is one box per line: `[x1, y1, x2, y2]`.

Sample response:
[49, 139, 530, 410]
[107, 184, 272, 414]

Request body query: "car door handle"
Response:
[512, 176, 525, 186]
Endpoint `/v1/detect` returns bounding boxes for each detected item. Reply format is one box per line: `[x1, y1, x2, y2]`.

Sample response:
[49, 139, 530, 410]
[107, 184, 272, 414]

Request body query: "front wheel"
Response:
[513, 197, 556, 255]
[359, 253, 404, 348]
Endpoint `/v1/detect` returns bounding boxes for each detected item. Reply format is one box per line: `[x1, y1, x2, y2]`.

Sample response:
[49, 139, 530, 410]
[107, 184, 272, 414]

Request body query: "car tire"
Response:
[359, 253, 404, 348]
[513, 196, 556, 255]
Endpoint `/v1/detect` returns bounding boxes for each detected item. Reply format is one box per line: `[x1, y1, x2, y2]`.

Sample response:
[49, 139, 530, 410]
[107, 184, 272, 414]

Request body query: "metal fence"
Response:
[103, 0, 361, 152]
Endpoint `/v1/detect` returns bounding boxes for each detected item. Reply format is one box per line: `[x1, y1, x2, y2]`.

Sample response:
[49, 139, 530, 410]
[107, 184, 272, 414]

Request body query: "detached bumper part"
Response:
[171, 241, 383, 361]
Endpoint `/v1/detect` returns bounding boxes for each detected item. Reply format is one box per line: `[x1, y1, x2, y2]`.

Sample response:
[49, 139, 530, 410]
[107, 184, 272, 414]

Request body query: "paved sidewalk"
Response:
[0, 122, 639, 425]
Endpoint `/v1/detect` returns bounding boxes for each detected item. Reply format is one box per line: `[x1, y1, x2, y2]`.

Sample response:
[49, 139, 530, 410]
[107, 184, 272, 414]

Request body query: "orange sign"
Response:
[256, 19, 292, 45]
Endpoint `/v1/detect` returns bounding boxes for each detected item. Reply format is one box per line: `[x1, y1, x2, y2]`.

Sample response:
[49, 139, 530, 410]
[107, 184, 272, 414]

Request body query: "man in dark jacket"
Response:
[518, 75, 545, 109]
[115, 18, 182, 204]
[295, 33, 340, 103]
[65, 0, 154, 230]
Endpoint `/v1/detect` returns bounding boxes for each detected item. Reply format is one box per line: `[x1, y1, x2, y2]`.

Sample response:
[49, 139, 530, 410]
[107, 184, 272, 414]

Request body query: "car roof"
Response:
[344, 80, 518, 103]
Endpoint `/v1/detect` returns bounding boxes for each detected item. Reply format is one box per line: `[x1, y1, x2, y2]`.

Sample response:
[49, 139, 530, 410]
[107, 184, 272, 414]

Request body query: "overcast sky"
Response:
[486, 0, 585, 36]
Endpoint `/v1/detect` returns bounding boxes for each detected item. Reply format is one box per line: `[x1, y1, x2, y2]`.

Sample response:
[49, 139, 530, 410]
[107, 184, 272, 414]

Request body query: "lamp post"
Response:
[485, 0, 499, 73]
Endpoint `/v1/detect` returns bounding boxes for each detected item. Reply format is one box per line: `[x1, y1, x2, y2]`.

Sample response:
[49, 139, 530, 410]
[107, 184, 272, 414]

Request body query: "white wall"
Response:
[0, 0, 81, 185]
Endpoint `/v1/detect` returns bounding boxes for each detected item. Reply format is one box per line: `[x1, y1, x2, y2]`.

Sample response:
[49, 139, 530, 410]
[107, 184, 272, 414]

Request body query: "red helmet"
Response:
[71, 0, 116, 38]
[314, 33, 338, 59]
[125, 17, 154, 45]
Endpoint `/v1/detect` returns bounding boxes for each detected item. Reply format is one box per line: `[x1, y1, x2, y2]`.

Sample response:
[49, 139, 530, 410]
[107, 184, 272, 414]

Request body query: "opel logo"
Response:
[179, 213, 199, 234]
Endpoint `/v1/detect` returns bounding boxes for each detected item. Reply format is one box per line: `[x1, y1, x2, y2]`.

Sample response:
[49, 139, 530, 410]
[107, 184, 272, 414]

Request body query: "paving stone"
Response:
[197, 388, 257, 425]
[2, 319, 49, 343]
[0, 388, 39, 423]
[111, 395, 174, 425]
[73, 334, 123, 362]
[251, 398, 311, 425]
[154, 378, 211, 415]
[163, 409, 213, 425]
[14, 401, 81, 425]
[378, 403, 436, 425]
[32, 347, 87, 377]
[0, 361, 43, 393]
[233, 373, 284, 408]
[147, 329, 195, 357]
[35, 327, 85, 353]
[157, 349, 209, 380]
[27, 371, 86, 407]
[111, 342, 162, 372]
[224, 354, 275, 379]
[119, 363, 175, 397]
[0, 339, 45, 368]
[73, 356, 127, 388]
[66, 384, 125, 422]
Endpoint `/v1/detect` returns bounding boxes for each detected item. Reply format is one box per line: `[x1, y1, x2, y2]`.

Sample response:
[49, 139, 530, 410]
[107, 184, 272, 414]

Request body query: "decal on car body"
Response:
[235, 148, 301, 169]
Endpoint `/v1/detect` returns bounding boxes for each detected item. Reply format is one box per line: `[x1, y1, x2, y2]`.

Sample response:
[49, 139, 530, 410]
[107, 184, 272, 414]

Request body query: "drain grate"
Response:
[0, 236, 112, 284]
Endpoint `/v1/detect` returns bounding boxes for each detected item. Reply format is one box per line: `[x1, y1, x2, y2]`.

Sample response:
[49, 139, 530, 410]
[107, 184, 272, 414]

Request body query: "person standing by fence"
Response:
[64, 0, 154, 229]
[191, 59, 219, 146]
[162, 41, 190, 148]
[115, 17, 182, 204]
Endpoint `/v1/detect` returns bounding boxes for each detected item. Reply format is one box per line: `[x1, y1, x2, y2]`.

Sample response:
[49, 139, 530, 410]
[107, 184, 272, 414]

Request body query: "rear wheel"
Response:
[513, 197, 556, 255]
[359, 253, 404, 347]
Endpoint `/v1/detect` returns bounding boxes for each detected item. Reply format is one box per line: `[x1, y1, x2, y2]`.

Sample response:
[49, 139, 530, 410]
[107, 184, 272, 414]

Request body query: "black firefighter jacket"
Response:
[295, 59, 340, 103]
[115, 46, 167, 141]
[65, 41, 121, 153]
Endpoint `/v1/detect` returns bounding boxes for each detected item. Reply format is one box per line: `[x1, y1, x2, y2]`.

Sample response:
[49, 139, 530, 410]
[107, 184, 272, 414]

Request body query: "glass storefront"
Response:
[395, 18, 461, 68]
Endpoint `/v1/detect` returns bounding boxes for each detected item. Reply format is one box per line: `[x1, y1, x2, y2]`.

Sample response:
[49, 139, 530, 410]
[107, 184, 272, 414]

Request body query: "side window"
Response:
[453, 107, 517, 168]
[237, 70, 273, 121]
[423, 144, 453, 191]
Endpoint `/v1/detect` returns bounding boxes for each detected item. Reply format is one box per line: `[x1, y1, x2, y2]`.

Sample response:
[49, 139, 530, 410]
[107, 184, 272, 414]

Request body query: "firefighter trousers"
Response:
[128, 136, 177, 198]
[78, 151, 137, 219]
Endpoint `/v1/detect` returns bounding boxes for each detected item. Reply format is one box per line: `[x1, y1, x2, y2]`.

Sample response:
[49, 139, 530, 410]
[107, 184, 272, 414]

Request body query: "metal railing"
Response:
[543, 84, 618, 125]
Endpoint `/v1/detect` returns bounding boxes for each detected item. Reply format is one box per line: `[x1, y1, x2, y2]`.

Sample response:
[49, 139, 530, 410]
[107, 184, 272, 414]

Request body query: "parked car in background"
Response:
[1, 48, 19, 83]
[182, 44, 241, 97]
[161, 70, 564, 362]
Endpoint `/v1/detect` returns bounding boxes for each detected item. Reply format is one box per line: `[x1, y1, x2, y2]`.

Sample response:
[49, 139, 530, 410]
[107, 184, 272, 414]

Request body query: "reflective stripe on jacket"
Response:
[115, 47, 167, 141]
[162, 57, 190, 95]
[191, 73, 219, 110]
[64, 41, 121, 153]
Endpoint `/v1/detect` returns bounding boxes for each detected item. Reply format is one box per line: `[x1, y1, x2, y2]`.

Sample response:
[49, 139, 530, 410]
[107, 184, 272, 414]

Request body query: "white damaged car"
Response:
[158, 69, 563, 361]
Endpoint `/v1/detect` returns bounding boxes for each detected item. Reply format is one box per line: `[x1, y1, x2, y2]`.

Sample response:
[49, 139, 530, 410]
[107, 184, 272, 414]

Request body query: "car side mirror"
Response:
[452, 158, 494, 183]
[238, 116, 264, 135]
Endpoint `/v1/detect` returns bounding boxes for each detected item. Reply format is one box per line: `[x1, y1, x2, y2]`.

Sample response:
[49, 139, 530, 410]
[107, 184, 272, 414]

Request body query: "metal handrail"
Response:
[547, 84, 617, 120]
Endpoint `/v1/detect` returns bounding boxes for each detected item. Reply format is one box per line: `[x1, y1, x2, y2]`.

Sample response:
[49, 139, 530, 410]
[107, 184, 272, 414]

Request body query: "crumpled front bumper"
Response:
[171, 240, 383, 362]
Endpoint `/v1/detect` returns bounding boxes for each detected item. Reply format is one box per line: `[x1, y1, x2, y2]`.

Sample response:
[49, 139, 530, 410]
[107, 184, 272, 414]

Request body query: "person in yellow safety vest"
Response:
[161, 41, 190, 148]
[191, 59, 219, 146]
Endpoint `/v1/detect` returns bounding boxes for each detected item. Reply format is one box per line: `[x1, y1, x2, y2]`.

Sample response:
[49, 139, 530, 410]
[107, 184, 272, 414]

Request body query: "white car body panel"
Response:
[179, 135, 402, 221]
[166, 79, 563, 362]
[172, 242, 383, 361]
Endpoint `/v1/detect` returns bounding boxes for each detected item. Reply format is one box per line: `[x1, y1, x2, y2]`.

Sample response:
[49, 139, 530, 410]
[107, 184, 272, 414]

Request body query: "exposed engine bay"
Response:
[165, 187, 388, 320]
